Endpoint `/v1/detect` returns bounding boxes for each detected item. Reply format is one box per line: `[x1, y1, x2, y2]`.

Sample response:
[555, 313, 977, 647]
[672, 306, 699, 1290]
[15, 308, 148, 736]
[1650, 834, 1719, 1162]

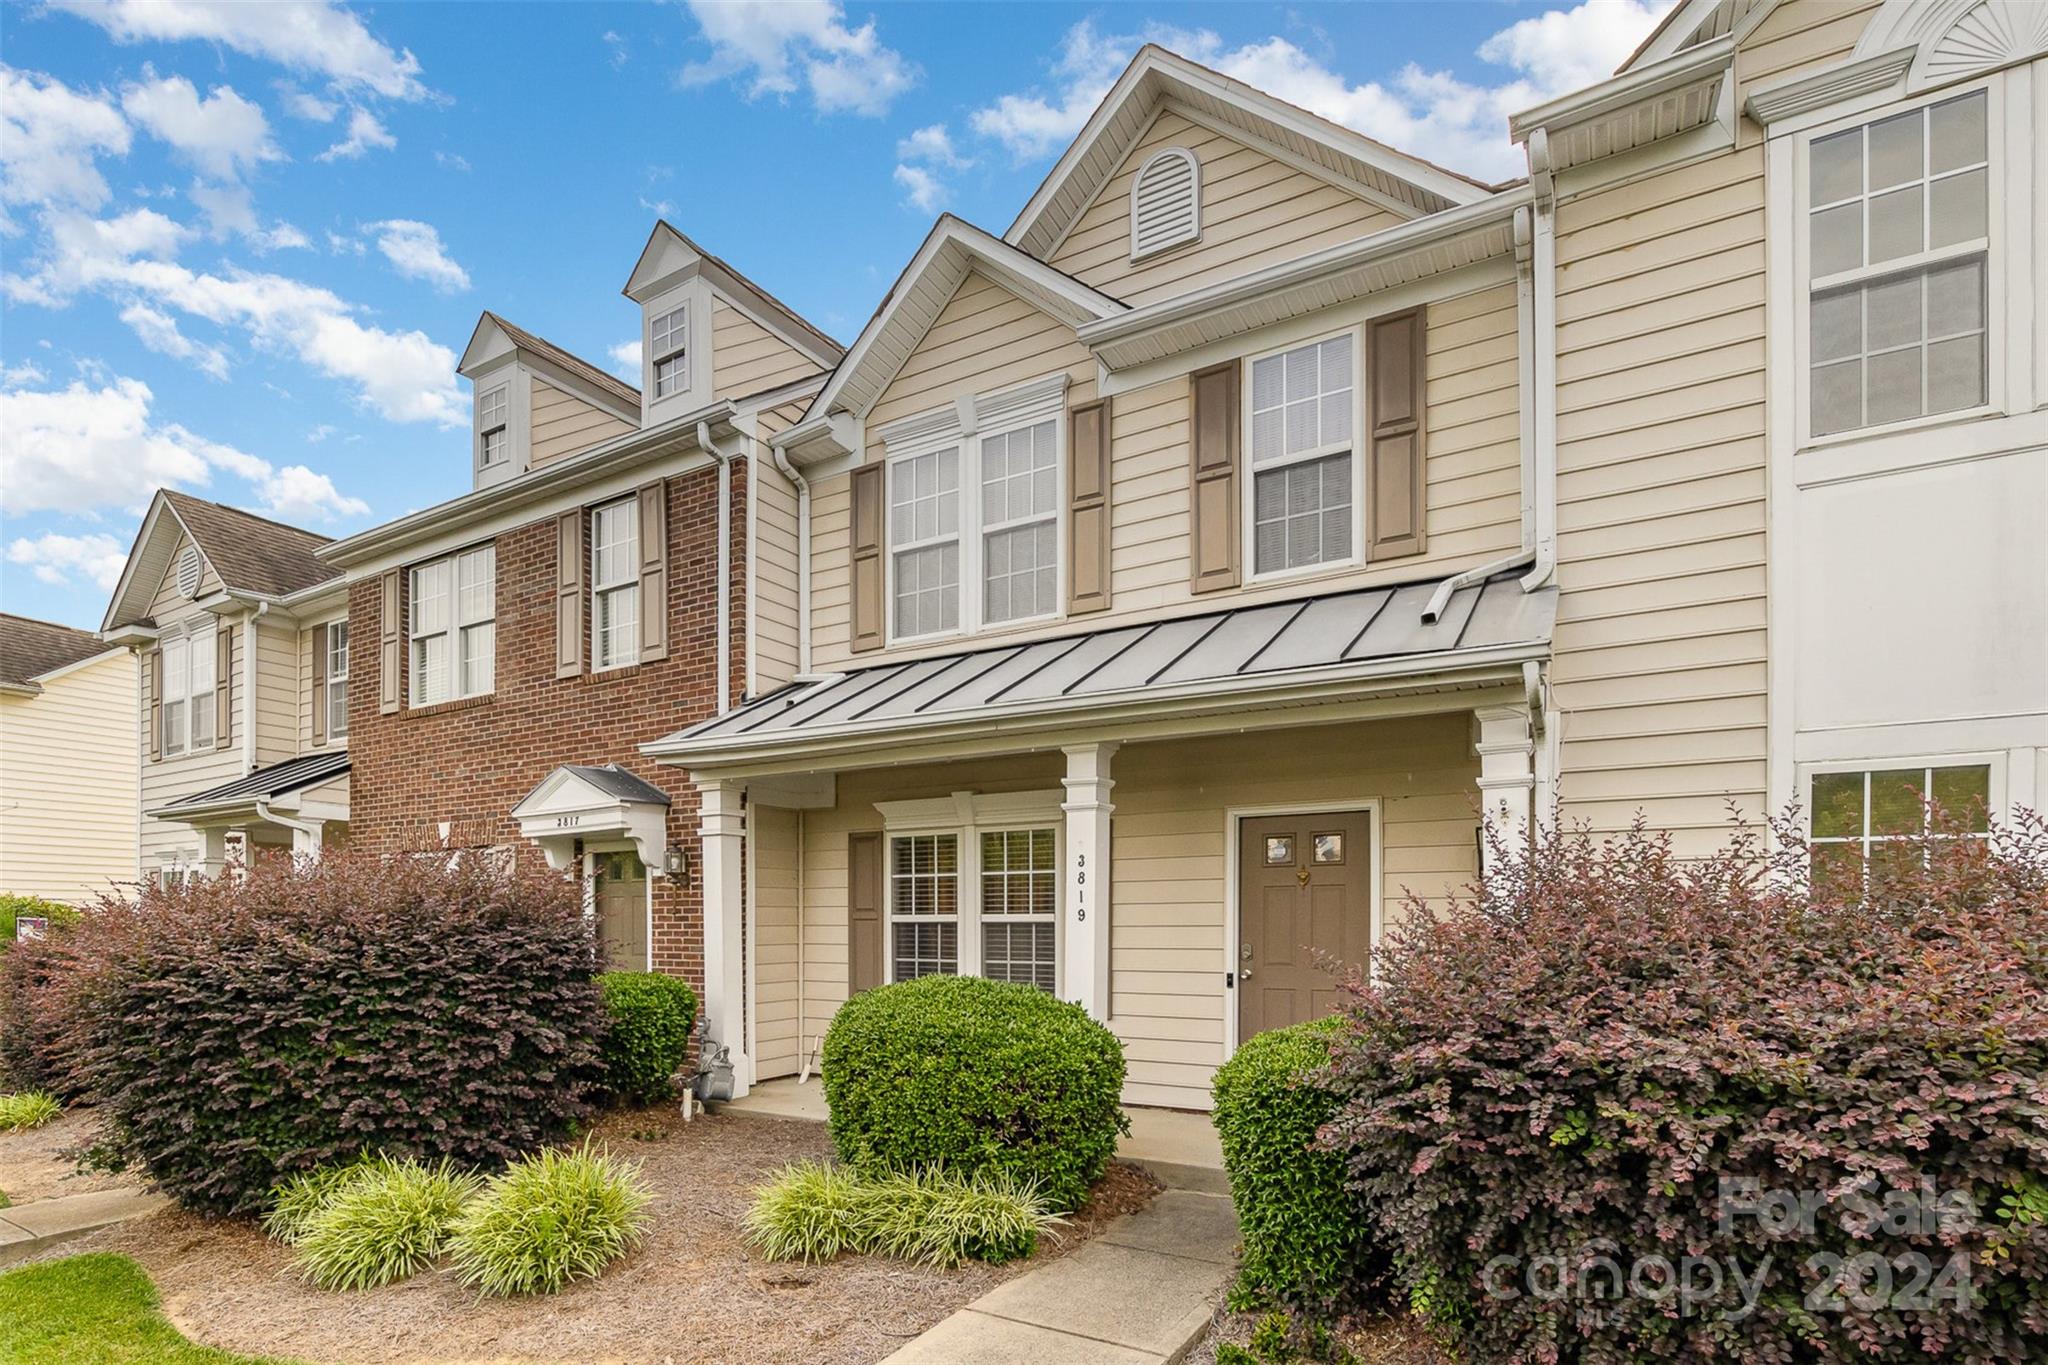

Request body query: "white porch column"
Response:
[696, 778, 750, 1097]
[1473, 706, 1536, 878]
[1061, 742, 1118, 1021]
[196, 825, 232, 878]
[290, 821, 325, 860]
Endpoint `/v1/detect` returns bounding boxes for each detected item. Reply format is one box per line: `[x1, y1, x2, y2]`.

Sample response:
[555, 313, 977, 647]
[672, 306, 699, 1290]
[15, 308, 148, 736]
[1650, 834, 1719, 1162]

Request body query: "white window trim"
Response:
[881, 372, 1070, 646]
[1798, 751, 2010, 841]
[651, 302, 689, 401]
[590, 496, 639, 673]
[407, 544, 496, 707]
[476, 382, 510, 466]
[160, 621, 217, 757]
[876, 790, 1065, 992]
[1793, 77, 2006, 451]
[325, 621, 349, 740]
[1240, 325, 1367, 585]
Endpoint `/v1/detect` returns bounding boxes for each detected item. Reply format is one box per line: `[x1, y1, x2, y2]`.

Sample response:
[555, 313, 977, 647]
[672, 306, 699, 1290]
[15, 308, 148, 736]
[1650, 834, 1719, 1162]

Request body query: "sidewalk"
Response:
[0, 1188, 166, 1267]
[883, 1189, 1238, 1364]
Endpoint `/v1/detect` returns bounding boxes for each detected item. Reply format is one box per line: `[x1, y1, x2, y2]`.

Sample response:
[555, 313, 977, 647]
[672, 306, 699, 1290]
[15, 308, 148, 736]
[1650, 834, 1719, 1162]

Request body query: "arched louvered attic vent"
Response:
[1130, 147, 1200, 261]
[175, 545, 202, 598]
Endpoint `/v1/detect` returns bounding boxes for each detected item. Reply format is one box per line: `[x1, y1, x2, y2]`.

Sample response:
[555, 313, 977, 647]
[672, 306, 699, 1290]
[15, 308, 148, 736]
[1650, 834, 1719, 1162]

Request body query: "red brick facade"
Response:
[346, 459, 753, 1000]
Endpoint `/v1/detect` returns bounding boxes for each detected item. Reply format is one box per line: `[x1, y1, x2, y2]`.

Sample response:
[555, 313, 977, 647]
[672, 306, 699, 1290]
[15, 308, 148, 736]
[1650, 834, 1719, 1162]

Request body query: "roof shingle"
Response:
[482, 312, 643, 412]
[163, 491, 339, 599]
[0, 614, 114, 687]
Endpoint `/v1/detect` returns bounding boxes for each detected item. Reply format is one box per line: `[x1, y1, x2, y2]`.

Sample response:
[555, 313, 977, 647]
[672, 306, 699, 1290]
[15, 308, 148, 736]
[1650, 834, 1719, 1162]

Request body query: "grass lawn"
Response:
[0, 1253, 283, 1364]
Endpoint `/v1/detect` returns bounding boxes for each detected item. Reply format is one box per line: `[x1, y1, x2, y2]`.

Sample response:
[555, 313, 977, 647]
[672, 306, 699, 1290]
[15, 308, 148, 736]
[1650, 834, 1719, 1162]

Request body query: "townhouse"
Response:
[99, 491, 352, 882]
[0, 614, 137, 902]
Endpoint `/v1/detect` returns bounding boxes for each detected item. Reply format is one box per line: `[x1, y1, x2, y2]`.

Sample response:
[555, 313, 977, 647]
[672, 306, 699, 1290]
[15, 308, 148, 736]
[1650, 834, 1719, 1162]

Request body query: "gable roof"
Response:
[792, 215, 1126, 443]
[623, 221, 845, 369]
[465, 311, 643, 413]
[1006, 45, 1499, 262]
[103, 490, 339, 632]
[0, 613, 117, 689]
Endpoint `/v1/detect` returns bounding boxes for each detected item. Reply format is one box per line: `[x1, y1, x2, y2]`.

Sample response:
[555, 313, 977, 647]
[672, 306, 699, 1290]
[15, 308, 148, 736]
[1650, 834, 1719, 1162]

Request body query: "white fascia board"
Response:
[100, 493, 196, 634]
[1625, 0, 1739, 70]
[1509, 34, 1736, 145]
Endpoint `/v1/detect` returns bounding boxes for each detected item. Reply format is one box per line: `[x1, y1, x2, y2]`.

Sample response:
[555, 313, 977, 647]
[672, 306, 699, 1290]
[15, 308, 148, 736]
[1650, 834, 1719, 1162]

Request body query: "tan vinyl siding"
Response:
[530, 377, 634, 468]
[0, 650, 140, 902]
[810, 278, 1523, 669]
[750, 399, 808, 691]
[753, 804, 802, 1079]
[1735, 0, 1882, 105]
[253, 618, 298, 766]
[1548, 141, 1769, 852]
[712, 298, 820, 401]
[1047, 109, 1407, 307]
[148, 530, 222, 616]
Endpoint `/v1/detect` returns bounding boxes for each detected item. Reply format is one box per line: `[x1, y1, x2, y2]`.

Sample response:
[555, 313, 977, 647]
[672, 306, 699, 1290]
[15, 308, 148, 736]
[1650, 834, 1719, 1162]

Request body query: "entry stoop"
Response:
[1119, 1106, 1230, 1196]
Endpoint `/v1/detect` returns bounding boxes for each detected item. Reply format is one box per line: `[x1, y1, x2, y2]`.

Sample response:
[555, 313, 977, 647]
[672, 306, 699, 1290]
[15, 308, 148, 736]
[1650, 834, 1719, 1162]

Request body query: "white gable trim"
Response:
[100, 492, 212, 633]
[512, 766, 672, 876]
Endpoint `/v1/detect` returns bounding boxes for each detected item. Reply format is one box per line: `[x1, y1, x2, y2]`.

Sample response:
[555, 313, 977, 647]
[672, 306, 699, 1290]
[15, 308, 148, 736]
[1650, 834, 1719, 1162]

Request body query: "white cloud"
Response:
[608, 339, 642, 380]
[317, 107, 396, 162]
[0, 373, 370, 523]
[970, 3, 1673, 182]
[6, 532, 128, 591]
[603, 30, 630, 69]
[680, 0, 917, 117]
[892, 163, 944, 213]
[1, 360, 49, 387]
[897, 123, 970, 168]
[120, 300, 231, 378]
[186, 181, 308, 251]
[0, 67, 132, 213]
[433, 150, 471, 173]
[366, 218, 469, 292]
[120, 74, 281, 180]
[52, 0, 430, 101]
[275, 81, 338, 122]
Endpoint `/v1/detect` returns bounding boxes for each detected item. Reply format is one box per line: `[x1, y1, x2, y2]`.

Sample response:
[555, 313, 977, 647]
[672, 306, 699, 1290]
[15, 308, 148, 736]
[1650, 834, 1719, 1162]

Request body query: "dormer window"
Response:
[478, 384, 509, 465]
[1130, 147, 1201, 261]
[651, 304, 688, 399]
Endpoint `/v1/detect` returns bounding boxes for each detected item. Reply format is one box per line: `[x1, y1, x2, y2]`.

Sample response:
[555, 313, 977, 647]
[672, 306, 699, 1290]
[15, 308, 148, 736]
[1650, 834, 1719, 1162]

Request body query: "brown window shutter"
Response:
[555, 510, 584, 678]
[214, 625, 233, 750]
[849, 463, 884, 652]
[1188, 359, 1240, 593]
[310, 623, 328, 746]
[848, 832, 884, 994]
[1067, 398, 1112, 614]
[1367, 308, 1428, 559]
[147, 648, 162, 762]
[378, 568, 402, 714]
[637, 481, 669, 663]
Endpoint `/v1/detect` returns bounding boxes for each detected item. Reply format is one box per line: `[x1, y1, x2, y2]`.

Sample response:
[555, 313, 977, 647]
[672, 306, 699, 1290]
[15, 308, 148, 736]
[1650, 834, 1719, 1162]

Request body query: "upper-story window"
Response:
[325, 623, 349, 740]
[477, 384, 509, 466]
[651, 304, 688, 399]
[890, 447, 962, 639]
[591, 497, 640, 670]
[1247, 331, 1356, 577]
[980, 420, 1058, 624]
[161, 623, 216, 756]
[1807, 90, 1988, 437]
[409, 545, 495, 706]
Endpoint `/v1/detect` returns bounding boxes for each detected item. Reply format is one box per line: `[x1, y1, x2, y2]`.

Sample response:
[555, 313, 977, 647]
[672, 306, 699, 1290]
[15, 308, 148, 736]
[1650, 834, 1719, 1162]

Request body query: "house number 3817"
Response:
[1074, 853, 1087, 922]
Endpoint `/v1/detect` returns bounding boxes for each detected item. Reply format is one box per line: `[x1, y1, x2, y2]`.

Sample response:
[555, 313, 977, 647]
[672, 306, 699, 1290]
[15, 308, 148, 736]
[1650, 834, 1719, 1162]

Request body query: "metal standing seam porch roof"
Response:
[154, 749, 351, 817]
[658, 572, 1557, 762]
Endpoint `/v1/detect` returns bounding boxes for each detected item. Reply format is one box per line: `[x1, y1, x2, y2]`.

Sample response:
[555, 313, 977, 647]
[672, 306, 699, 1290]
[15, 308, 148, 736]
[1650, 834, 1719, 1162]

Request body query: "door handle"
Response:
[1241, 966, 1253, 981]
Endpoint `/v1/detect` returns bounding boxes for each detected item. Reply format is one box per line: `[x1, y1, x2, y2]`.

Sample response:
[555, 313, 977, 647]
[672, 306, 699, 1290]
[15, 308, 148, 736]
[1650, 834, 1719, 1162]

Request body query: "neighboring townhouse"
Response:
[320, 224, 841, 979]
[100, 491, 351, 881]
[647, 4, 2048, 1110]
[0, 614, 139, 902]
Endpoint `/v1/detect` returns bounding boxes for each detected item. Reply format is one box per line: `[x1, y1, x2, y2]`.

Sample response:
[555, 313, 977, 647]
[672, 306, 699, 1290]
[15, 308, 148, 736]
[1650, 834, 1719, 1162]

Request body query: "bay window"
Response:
[882, 793, 1062, 992]
[409, 544, 495, 706]
[590, 497, 640, 669]
[1247, 331, 1356, 576]
[1807, 90, 1989, 436]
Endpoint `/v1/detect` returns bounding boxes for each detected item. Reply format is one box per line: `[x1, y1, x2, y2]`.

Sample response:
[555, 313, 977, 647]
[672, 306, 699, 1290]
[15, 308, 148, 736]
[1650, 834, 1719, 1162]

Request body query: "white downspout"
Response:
[254, 797, 324, 861]
[769, 440, 812, 676]
[696, 421, 736, 714]
[795, 809, 815, 1084]
[1521, 127, 1560, 593]
[241, 603, 268, 776]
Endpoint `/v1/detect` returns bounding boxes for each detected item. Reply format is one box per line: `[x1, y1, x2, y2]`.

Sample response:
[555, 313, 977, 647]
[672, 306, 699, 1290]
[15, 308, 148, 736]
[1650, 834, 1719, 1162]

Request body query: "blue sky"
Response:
[0, 0, 1670, 629]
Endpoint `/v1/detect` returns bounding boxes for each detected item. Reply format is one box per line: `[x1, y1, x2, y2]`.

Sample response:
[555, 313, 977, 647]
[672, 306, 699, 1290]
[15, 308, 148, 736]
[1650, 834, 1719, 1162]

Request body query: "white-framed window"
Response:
[590, 497, 640, 670]
[881, 792, 1062, 991]
[1805, 89, 1990, 437]
[160, 623, 216, 756]
[979, 420, 1058, 625]
[1807, 761, 1995, 891]
[326, 622, 349, 740]
[1245, 330, 1358, 578]
[651, 304, 688, 399]
[889, 446, 962, 640]
[409, 544, 495, 706]
[477, 383, 509, 465]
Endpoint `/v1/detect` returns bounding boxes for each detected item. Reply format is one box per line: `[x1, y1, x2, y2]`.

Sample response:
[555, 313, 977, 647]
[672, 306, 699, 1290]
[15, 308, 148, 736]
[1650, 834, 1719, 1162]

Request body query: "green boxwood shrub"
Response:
[1212, 1016, 1385, 1313]
[446, 1143, 650, 1296]
[820, 975, 1127, 1212]
[597, 971, 697, 1105]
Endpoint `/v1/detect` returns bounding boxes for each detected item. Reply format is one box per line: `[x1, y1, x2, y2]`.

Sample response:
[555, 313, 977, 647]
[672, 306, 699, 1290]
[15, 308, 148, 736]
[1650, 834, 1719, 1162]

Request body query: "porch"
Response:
[150, 749, 351, 874]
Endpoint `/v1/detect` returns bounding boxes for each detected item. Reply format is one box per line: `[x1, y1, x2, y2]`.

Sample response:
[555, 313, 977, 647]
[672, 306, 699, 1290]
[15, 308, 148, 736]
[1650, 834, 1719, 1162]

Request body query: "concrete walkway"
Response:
[884, 1189, 1237, 1363]
[0, 1187, 166, 1267]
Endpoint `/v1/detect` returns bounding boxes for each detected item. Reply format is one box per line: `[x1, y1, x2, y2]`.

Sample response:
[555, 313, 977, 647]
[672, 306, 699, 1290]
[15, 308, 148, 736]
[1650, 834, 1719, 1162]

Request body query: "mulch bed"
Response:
[0, 1108, 132, 1206]
[24, 1106, 1160, 1364]
[1186, 1303, 1447, 1365]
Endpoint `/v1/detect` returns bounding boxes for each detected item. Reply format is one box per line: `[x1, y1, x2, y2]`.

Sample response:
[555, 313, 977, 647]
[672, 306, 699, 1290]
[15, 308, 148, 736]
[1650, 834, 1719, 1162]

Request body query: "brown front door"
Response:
[593, 850, 649, 971]
[1237, 811, 1372, 1040]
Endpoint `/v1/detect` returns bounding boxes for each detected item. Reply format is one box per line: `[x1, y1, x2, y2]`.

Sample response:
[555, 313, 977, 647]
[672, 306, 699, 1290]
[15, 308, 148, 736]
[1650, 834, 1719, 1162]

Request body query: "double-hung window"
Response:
[651, 304, 688, 399]
[590, 497, 640, 669]
[477, 384, 509, 466]
[890, 446, 961, 639]
[1807, 91, 1989, 436]
[160, 624, 215, 755]
[882, 795, 1061, 992]
[1808, 762, 1993, 891]
[409, 545, 495, 706]
[1248, 332, 1356, 576]
[980, 420, 1058, 624]
[325, 623, 349, 740]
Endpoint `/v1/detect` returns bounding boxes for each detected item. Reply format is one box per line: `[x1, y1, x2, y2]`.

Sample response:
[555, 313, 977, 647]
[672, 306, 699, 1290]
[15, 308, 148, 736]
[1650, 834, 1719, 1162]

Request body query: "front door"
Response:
[593, 850, 649, 971]
[1237, 811, 1372, 1040]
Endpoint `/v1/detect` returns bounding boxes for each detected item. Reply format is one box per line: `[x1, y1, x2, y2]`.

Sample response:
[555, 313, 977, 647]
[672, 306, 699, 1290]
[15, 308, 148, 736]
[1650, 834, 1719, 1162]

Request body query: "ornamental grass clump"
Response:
[0, 1090, 60, 1132]
[742, 1160, 867, 1263]
[446, 1143, 650, 1297]
[263, 1155, 388, 1246]
[291, 1157, 481, 1291]
[745, 1162, 1062, 1268]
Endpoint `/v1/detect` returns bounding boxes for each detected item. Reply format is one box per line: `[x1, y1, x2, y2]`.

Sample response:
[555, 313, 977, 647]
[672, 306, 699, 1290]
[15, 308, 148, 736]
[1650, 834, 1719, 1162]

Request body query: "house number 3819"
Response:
[1074, 853, 1086, 922]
